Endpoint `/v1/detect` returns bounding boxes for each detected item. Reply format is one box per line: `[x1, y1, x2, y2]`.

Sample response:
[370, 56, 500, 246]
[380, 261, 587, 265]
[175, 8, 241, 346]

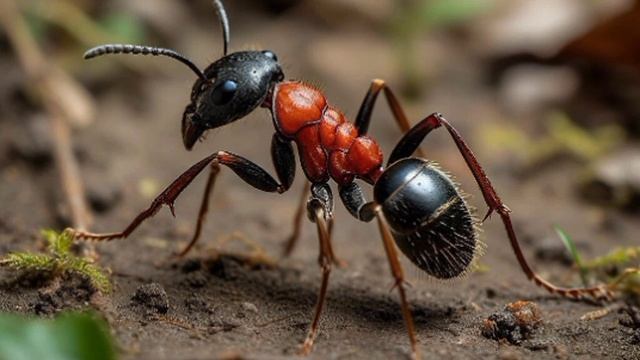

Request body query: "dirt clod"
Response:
[620, 305, 640, 345]
[205, 255, 246, 281]
[31, 274, 94, 315]
[131, 283, 169, 315]
[620, 305, 640, 329]
[482, 300, 543, 345]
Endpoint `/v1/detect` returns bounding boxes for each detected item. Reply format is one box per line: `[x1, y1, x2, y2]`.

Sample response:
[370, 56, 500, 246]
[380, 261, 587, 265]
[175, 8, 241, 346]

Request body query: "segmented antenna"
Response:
[212, 0, 230, 56]
[83, 44, 207, 81]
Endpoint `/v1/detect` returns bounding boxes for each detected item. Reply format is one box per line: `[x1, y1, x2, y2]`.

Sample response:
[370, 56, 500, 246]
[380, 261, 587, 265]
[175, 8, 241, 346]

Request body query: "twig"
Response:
[0, 0, 94, 230]
[580, 303, 623, 321]
[50, 115, 91, 230]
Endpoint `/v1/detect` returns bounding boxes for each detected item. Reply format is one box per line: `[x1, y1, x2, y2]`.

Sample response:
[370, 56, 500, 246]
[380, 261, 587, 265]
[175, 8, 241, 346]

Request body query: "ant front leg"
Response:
[389, 113, 610, 301]
[176, 161, 220, 257]
[300, 183, 336, 355]
[180, 132, 296, 257]
[73, 135, 295, 256]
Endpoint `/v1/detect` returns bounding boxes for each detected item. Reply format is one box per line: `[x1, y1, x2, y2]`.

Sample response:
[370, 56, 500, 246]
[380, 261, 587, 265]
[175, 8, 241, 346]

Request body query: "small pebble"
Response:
[482, 300, 543, 345]
[132, 283, 169, 314]
[241, 302, 258, 314]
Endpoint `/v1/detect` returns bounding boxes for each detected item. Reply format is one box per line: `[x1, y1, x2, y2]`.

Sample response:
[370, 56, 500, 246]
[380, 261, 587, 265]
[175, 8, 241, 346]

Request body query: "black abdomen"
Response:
[374, 158, 478, 279]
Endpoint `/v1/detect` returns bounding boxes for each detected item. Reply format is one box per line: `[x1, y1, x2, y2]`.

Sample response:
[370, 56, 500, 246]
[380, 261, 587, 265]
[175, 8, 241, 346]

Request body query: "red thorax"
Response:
[267, 81, 383, 185]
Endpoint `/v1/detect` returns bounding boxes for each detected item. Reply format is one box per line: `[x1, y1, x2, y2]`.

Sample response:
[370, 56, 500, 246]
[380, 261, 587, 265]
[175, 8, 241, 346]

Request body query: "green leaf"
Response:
[3, 230, 111, 293]
[42, 229, 73, 256]
[584, 247, 640, 270]
[0, 312, 117, 360]
[554, 225, 588, 287]
[66, 257, 111, 293]
[4, 253, 56, 272]
[23, 11, 48, 43]
[42, 229, 60, 253]
[420, 0, 492, 28]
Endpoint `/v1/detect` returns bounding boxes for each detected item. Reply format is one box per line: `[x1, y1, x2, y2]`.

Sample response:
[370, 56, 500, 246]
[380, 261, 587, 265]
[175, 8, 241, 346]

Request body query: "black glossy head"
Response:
[182, 50, 284, 150]
[82, 1, 284, 150]
[374, 158, 479, 279]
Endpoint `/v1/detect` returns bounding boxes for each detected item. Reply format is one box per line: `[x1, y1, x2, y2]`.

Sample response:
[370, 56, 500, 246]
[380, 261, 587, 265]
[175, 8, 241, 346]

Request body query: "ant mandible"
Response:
[74, 1, 609, 357]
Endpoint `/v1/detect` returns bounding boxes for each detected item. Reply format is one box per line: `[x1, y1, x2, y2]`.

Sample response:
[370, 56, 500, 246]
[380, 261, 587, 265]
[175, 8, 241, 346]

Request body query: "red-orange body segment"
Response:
[271, 81, 383, 185]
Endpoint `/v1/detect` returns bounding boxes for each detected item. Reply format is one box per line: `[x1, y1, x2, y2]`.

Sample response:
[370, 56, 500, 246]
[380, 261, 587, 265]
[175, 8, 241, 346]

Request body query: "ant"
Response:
[74, 0, 610, 357]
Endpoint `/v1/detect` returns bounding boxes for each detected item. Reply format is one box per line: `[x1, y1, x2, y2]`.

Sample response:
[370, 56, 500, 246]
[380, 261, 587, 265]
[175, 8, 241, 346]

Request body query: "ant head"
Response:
[182, 50, 284, 150]
[83, 1, 284, 150]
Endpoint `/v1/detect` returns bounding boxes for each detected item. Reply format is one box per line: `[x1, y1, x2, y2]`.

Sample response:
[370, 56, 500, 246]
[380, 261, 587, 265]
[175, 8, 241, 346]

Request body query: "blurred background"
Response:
[1, 0, 640, 359]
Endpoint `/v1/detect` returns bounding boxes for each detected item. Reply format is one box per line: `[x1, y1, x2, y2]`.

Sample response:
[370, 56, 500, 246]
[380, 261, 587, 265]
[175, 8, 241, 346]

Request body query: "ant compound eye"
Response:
[262, 50, 277, 62]
[211, 80, 238, 105]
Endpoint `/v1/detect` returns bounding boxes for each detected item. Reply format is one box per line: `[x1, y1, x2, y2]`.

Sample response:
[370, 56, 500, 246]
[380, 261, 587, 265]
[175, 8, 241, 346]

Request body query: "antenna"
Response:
[84, 44, 207, 82]
[212, 0, 230, 56]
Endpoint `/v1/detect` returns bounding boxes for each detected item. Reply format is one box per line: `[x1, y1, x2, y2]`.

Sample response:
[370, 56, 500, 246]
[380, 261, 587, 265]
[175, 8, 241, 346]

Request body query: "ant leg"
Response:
[72, 149, 294, 243]
[339, 182, 375, 221]
[300, 183, 335, 355]
[323, 216, 345, 267]
[175, 162, 220, 257]
[375, 209, 419, 359]
[181, 134, 294, 257]
[389, 113, 610, 301]
[284, 183, 344, 266]
[389, 113, 502, 217]
[282, 182, 310, 257]
[387, 113, 441, 166]
[338, 183, 418, 355]
[354, 79, 425, 158]
[325, 217, 343, 266]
